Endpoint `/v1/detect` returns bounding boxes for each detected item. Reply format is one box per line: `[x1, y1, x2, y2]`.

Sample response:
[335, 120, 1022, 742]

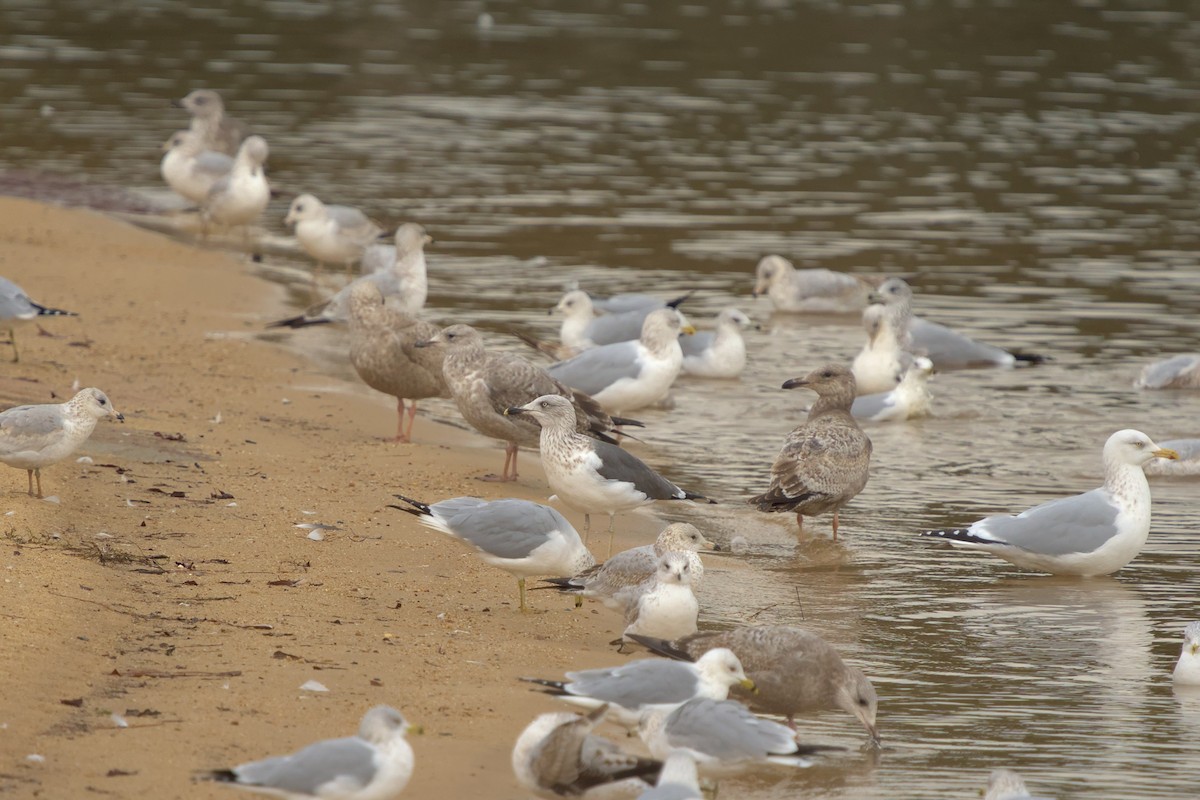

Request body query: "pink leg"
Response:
[404, 400, 419, 441]
[391, 398, 409, 443]
[480, 442, 520, 482]
[795, 512, 804, 530]
[832, 511, 839, 542]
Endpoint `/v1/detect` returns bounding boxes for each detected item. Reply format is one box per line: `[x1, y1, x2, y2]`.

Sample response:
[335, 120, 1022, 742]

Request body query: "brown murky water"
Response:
[3, 1, 1199, 796]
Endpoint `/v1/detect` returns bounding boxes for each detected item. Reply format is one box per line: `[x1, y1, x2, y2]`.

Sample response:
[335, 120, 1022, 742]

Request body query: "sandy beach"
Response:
[0, 197, 676, 799]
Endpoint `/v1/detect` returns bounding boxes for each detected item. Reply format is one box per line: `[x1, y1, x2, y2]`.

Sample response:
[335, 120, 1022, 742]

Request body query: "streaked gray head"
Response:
[510, 394, 576, 430]
[349, 280, 385, 314]
[834, 665, 879, 743]
[868, 277, 913, 308]
[1103, 429, 1178, 468]
[983, 768, 1029, 800]
[554, 290, 593, 317]
[782, 363, 857, 408]
[422, 323, 484, 352]
[72, 388, 122, 422]
[641, 308, 687, 345]
[238, 135, 269, 164]
[394, 222, 431, 254]
[357, 705, 411, 744]
[1184, 621, 1200, 646]
[753, 255, 792, 294]
[657, 552, 693, 586]
[657, 523, 713, 552]
[180, 88, 224, 117]
[285, 193, 323, 225]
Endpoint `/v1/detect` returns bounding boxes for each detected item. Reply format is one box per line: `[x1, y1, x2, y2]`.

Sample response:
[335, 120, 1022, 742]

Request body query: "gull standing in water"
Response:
[0, 276, 77, 362]
[751, 255, 870, 313]
[850, 356, 934, 422]
[923, 429, 1178, 575]
[505, 395, 712, 549]
[1173, 622, 1200, 686]
[679, 308, 755, 379]
[285, 193, 384, 276]
[554, 289, 690, 351]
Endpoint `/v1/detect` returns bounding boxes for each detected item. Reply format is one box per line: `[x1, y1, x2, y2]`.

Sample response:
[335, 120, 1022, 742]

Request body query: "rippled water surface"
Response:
[3, 1, 1200, 797]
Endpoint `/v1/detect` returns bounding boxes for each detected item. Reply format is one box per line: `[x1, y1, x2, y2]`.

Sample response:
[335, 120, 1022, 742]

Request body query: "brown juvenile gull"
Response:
[627, 624, 880, 743]
[506, 395, 713, 549]
[345, 282, 447, 443]
[174, 88, 249, 156]
[512, 706, 662, 799]
[0, 388, 124, 498]
[750, 364, 872, 540]
[539, 522, 714, 608]
[0, 276, 77, 363]
[416, 325, 636, 482]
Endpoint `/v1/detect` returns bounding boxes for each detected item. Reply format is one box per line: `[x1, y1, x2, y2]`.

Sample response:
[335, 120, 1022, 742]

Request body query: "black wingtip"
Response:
[666, 291, 695, 309]
[266, 315, 329, 330]
[32, 304, 77, 317]
[922, 527, 989, 545]
[517, 676, 568, 694]
[205, 769, 238, 784]
[1013, 352, 1050, 365]
[610, 416, 645, 428]
[535, 576, 581, 592]
[682, 490, 717, 504]
[624, 633, 694, 662]
[390, 494, 431, 516]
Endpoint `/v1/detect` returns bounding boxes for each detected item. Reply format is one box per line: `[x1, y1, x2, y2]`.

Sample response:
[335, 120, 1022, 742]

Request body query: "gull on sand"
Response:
[679, 308, 755, 379]
[629, 624, 880, 742]
[160, 130, 233, 205]
[389, 494, 594, 611]
[174, 88, 249, 156]
[0, 388, 123, 498]
[923, 429, 1178, 576]
[285, 193, 384, 274]
[750, 364, 872, 540]
[751, 255, 870, 314]
[0, 276, 77, 362]
[206, 705, 416, 800]
[616, 552, 699, 645]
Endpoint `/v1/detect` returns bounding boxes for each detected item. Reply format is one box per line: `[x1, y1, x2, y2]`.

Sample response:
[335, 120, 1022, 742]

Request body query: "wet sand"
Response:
[0, 197, 671, 798]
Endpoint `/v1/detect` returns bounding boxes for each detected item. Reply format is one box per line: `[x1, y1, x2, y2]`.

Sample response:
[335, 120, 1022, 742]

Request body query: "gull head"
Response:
[717, 308, 757, 331]
[285, 193, 326, 226]
[237, 135, 269, 166]
[176, 88, 225, 117]
[867, 277, 913, 308]
[358, 705, 419, 743]
[656, 552, 693, 586]
[414, 323, 482, 352]
[657, 522, 714, 553]
[553, 290, 593, 319]
[505, 394, 576, 430]
[1104, 429, 1179, 468]
[349, 281, 385, 314]
[1183, 621, 1200, 656]
[642, 308, 694, 345]
[782, 363, 857, 403]
[394, 222, 431, 254]
[695, 648, 756, 695]
[835, 666, 880, 745]
[162, 129, 194, 153]
[752, 254, 792, 296]
[72, 388, 124, 423]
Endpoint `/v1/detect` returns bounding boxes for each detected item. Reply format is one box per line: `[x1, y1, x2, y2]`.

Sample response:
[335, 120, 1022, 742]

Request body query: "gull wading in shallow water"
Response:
[285, 193, 384, 275]
[1173, 622, 1200, 686]
[1133, 353, 1200, 390]
[553, 289, 691, 351]
[923, 429, 1178, 576]
[751, 255, 871, 314]
[679, 307, 756, 379]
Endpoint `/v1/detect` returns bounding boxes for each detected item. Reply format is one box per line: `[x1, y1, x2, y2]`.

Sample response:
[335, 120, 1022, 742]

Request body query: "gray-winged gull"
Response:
[1144, 438, 1200, 477]
[174, 88, 248, 156]
[419, 326, 636, 482]
[983, 768, 1056, 800]
[512, 706, 662, 799]
[390, 494, 594, 611]
[592, 293, 682, 314]
[268, 223, 431, 329]
[852, 280, 916, 394]
[554, 290, 690, 351]
[505, 394, 713, 546]
[345, 282, 446, 443]
[679, 308, 755, 379]
[751, 255, 870, 313]
[547, 309, 693, 414]
[0, 276, 77, 362]
[616, 552, 699, 644]
[750, 364, 872, 540]
[202, 135, 269, 233]
[1134, 354, 1200, 390]
[636, 753, 702, 800]
[160, 130, 233, 205]
[206, 705, 416, 799]
[628, 624, 880, 742]
[637, 698, 835, 777]
[521, 647, 754, 729]
[923, 429, 1178, 576]
[1173, 622, 1200, 686]
[850, 356, 934, 422]
[0, 388, 124, 498]
[540, 522, 713, 608]
[285, 193, 384, 275]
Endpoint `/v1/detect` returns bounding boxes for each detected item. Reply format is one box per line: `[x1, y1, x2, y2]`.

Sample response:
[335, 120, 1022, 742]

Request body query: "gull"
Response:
[635, 753, 701, 800]
[505, 394, 713, 547]
[638, 698, 834, 778]
[345, 282, 447, 443]
[679, 308, 755, 379]
[751, 255, 870, 313]
[554, 290, 690, 351]
[540, 522, 713, 609]
[0, 388, 123, 498]
[417, 326, 636, 482]
[202, 135, 270, 234]
[389, 494, 594, 611]
[617, 553, 699, 644]
[592, 293, 681, 314]
[512, 706, 662, 799]
[923, 429, 1179, 576]
[173, 88, 249, 156]
[0, 276, 77, 362]
[1173, 622, 1200, 686]
[1145, 438, 1200, 477]
[521, 647, 755, 729]
[285, 194, 384, 275]
[850, 356, 934, 422]
[852, 281, 916, 394]
[628, 625, 880, 742]
[160, 130, 233, 205]
[750, 364, 872, 540]
[206, 705, 416, 800]
[267, 223, 432, 329]
[984, 768, 1055, 800]
[1134, 354, 1200, 390]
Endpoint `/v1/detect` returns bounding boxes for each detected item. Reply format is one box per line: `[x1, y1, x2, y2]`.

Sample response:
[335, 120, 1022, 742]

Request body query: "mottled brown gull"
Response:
[751, 255, 870, 313]
[540, 522, 713, 608]
[628, 624, 880, 742]
[417, 326, 634, 482]
[285, 193, 384, 275]
[750, 364, 872, 540]
[506, 395, 712, 547]
[174, 88, 248, 156]
[923, 429, 1178, 576]
[0, 276, 77, 362]
[344, 282, 447, 443]
[512, 706, 662, 799]
[547, 308, 693, 414]
[0, 388, 124, 498]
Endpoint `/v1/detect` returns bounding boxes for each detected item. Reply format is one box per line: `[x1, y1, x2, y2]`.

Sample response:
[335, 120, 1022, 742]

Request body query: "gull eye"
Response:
[98, 397, 107, 406]
[540, 400, 550, 408]
[1132, 440, 1144, 448]
[858, 698, 869, 707]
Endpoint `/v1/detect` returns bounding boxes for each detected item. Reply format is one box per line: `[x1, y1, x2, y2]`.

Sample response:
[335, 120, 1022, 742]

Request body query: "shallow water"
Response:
[3, 0, 1200, 796]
